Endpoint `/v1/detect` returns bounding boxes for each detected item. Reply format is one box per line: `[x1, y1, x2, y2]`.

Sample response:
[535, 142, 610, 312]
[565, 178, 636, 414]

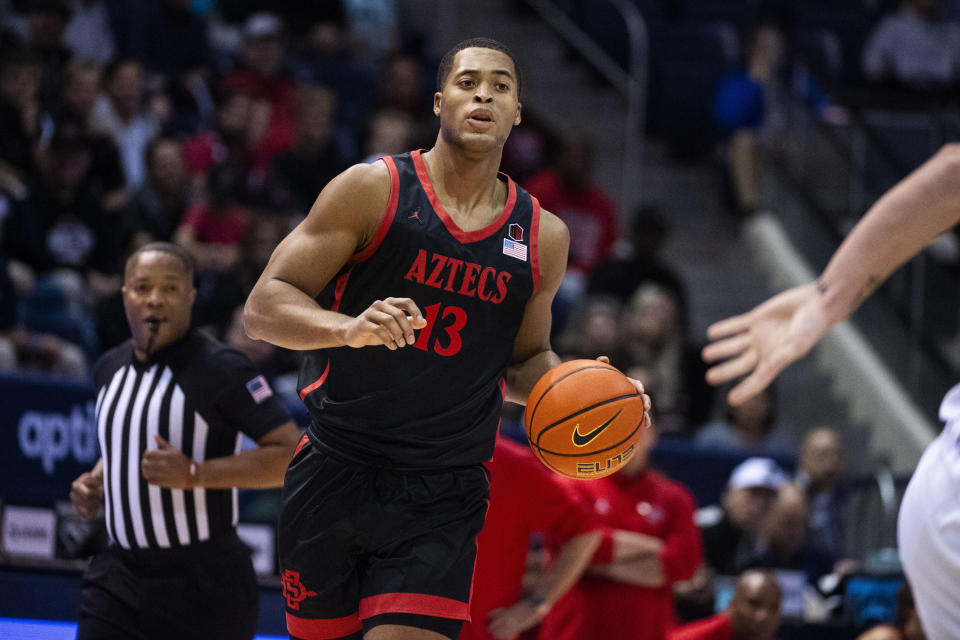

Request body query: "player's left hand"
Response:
[596, 355, 652, 415]
[487, 598, 549, 639]
[142, 434, 194, 489]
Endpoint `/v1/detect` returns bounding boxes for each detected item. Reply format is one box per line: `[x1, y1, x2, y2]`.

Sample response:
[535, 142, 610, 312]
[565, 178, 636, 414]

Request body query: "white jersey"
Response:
[897, 382, 960, 638]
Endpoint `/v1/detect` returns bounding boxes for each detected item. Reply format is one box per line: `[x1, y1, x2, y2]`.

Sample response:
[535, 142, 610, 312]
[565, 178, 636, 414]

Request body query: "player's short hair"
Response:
[125, 242, 195, 281]
[436, 37, 522, 97]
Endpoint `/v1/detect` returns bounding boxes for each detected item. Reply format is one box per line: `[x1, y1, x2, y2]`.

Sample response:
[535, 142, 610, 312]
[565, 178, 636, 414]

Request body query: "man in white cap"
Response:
[697, 457, 787, 576]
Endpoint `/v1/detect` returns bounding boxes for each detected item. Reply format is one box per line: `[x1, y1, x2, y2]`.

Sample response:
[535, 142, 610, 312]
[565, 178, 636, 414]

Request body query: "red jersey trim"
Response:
[530, 195, 542, 293]
[350, 155, 400, 263]
[411, 149, 517, 244]
[329, 268, 352, 313]
[298, 361, 330, 401]
[294, 434, 309, 456]
[285, 611, 362, 639]
[359, 592, 471, 621]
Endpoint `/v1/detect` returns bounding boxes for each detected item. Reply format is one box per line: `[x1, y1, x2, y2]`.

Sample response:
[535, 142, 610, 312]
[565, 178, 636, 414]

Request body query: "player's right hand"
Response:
[70, 470, 104, 521]
[342, 297, 428, 350]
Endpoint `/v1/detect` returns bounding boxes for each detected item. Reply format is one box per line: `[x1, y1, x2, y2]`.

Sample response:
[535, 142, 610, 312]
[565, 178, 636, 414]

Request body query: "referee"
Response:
[70, 242, 301, 640]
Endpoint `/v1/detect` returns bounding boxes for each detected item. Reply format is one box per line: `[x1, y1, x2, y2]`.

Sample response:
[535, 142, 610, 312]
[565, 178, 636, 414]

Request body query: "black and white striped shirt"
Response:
[94, 330, 290, 550]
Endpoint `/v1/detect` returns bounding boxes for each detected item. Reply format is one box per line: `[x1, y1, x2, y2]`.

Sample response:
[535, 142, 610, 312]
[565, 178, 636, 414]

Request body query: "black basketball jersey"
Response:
[299, 150, 542, 469]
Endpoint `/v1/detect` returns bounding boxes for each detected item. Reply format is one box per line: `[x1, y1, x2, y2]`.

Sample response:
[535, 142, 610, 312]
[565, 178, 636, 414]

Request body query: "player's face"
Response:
[122, 251, 196, 358]
[434, 47, 522, 152]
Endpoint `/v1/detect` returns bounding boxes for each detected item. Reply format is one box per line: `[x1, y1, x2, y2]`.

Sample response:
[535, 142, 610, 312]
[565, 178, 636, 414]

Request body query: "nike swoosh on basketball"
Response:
[572, 410, 622, 447]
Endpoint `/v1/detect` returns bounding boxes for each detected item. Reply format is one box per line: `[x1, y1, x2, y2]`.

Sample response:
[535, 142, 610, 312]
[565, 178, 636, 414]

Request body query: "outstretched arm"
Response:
[704, 143, 960, 404]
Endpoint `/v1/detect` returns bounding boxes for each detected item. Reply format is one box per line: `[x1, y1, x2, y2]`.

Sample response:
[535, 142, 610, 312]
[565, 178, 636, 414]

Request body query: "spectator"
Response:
[538, 419, 703, 640]
[263, 84, 350, 213]
[748, 483, 842, 588]
[714, 21, 830, 216]
[795, 426, 848, 558]
[695, 383, 794, 457]
[524, 132, 618, 278]
[587, 205, 689, 318]
[342, 0, 400, 63]
[0, 252, 86, 378]
[63, 0, 116, 64]
[862, 0, 960, 91]
[93, 58, 159, 189]
[127, 137, 190, 248]
[174, 168, 249, 333]
[620, 283, 713, 434]
[57, 59, 128, 212]
[556, 294, 624, 364]
[3, 120, 122, 357]
[222, 12, 302, 179]
[698, 457, 787, 576]
[362, 107, 413, 163]
[0, 44, 44, 199]
[137, 0, 211, 86]
[461, 436, 601, 640]
[183, 89, 254, 197]
[378, 52, 435, 148]
[524, 131, 619, 334]
[20, 0, 73, 113]
[669, 569, 782, 640]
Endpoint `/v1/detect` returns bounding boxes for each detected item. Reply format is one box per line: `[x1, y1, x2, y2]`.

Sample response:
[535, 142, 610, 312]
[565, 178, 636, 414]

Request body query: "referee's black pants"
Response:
[77, 531, 258, 640]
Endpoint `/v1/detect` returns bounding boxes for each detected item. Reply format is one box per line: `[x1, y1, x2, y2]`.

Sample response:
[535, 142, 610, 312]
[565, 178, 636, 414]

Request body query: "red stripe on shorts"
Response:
[359, 592, 471, 621]
[286, 612, 362, 639]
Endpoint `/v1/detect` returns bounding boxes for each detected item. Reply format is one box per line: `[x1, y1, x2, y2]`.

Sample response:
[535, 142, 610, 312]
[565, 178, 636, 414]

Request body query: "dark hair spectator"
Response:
[621, 283, 713, 434]
[695, 382, 794, 456]
[0, 44, 44, 197]
[262, 84, 352, 213]
[587, 205, 689, 324]
[92, 58, 159, 190]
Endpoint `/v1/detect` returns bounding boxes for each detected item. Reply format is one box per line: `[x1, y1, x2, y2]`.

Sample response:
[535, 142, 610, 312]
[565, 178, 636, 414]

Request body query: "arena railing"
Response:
[523, 0, 650, 217]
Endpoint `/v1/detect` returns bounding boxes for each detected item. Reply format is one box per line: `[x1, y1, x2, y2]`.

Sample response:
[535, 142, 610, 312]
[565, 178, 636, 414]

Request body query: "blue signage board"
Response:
[0, 374, 98, 506]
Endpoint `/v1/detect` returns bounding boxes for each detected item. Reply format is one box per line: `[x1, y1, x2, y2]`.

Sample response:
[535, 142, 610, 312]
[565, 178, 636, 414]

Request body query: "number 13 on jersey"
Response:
[412, 303, 467, 356]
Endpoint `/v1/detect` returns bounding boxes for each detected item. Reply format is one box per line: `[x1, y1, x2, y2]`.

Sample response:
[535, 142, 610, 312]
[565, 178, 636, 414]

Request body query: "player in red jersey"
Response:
[244, 38, 649, 640]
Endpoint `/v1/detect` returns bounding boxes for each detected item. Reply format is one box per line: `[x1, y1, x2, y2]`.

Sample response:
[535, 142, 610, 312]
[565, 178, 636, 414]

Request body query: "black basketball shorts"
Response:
[279, 437, 490, 640]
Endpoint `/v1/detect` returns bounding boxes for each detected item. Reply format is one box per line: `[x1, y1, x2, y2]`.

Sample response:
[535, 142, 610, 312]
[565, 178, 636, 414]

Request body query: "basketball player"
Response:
[243, 38, 649, 640]
[702, 143, 960, 638]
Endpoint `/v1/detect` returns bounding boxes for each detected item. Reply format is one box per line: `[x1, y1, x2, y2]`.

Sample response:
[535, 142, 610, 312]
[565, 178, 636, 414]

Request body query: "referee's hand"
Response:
[70, 470, 103, 521]
[142, 435, 192, 489]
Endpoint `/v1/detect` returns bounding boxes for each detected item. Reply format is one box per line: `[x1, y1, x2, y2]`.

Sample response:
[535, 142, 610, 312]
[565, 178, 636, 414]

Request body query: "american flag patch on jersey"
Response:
[246, 375, 273, 404]
[502, 238, 528, 261]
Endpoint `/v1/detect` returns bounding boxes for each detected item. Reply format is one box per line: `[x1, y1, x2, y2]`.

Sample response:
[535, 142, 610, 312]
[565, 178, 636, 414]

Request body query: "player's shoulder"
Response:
[327, 160, 392, 199]
[533, 207, 570, 290]
[536, 207, 569, 244]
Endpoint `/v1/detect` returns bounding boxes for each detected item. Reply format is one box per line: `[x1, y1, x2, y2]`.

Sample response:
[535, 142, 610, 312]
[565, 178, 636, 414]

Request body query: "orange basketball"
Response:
[525, 359, 647, 480]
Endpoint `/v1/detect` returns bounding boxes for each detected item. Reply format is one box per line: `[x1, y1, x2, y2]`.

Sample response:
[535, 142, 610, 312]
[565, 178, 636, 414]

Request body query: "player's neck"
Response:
[421, 140, 506, 215]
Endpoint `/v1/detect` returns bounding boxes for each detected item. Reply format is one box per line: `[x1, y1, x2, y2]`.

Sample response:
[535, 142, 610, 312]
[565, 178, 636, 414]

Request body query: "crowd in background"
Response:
[0, 0, 948, 638]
